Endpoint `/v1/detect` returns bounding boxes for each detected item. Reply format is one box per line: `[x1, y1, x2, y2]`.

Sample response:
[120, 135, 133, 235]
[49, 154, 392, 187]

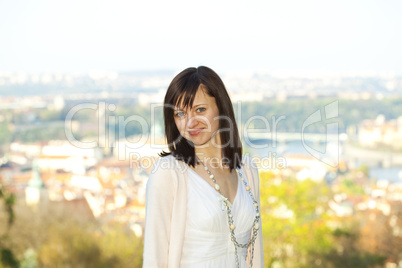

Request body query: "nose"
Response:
[186, 111, 200, 129]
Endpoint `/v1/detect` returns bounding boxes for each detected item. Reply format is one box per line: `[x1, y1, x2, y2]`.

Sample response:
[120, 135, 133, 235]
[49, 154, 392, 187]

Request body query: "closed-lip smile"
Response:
[188, 129, 203, 136]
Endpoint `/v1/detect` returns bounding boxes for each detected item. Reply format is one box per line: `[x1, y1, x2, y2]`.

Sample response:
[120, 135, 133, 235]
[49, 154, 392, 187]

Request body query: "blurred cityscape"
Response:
[0, 70, 402, 267]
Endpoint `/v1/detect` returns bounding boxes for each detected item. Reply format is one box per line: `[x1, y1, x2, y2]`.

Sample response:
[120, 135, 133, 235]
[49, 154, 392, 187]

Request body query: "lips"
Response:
[188, 129, 203, 136]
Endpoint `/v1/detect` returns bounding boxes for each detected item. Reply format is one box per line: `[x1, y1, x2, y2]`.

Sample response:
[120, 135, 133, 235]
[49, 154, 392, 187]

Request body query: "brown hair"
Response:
[160, 66, 242, 171]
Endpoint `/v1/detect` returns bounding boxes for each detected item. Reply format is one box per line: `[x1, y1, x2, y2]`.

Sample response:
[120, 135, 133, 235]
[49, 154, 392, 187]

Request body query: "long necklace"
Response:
[195, 155, 260, 268]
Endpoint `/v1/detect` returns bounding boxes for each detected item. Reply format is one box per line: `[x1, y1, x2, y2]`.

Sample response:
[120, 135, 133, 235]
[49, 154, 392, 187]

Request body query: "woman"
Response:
[143, 66, 264, 267]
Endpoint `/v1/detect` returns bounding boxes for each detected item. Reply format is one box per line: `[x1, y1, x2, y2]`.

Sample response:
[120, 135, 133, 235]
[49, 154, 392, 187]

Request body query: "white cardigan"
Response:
[143, 155, 264, 267]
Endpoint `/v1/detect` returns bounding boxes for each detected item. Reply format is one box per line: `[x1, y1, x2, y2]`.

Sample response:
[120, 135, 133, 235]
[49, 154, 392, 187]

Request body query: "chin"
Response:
[193, 139, 213, 147]
[183, 133, 214, 147]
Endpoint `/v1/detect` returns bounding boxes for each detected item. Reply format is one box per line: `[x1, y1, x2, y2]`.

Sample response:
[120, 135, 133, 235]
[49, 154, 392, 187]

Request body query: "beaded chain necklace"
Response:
[195, 155, 260, 268]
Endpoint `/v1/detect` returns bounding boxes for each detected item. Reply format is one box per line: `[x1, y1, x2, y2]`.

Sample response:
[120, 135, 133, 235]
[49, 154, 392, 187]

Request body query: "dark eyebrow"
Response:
[175, 104, 207, 111]
[193, 104, 208, 108]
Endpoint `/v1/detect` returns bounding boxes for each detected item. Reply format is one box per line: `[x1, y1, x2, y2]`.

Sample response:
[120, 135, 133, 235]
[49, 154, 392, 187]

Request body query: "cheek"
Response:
[209, 111, 220, 129]
[174, 119, 185, 132]
[212, 117, 220, 130]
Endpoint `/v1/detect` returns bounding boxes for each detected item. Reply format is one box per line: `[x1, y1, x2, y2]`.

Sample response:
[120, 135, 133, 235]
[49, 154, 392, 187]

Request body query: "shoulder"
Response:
[148, 155, 188, 186]
[240, 155, 260, 189]
[241, 155, 258, 172]
[151, 155, 188, 173]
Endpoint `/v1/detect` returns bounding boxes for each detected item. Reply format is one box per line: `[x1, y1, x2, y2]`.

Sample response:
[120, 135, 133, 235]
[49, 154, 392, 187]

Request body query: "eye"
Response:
[174, 111, 186, 118]
[196, 107, 206, 113]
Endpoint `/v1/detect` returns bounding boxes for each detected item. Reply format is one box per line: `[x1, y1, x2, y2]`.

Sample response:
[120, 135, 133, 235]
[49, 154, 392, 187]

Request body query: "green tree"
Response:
[260, 171, 334, 267]
[38, 222, 143, 267]
[0, 185, 18, 268]
[1, 197, 143, 268]
[0, 123, 12, 145]
[259, 170, 386, 268]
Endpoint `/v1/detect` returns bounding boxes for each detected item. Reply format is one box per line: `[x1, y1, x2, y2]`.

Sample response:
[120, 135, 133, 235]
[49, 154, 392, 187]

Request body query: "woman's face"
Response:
[174, 86, 220, 147]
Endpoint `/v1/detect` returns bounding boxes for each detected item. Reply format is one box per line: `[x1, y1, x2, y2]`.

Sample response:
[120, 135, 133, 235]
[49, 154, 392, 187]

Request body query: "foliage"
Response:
[356, 164, 369, 177]
[324, 251, 386, 268]
[324, 225, 387, 268]
[3, 97, 402, 143]
[259, 171, 386, 268]
[12, 127, 67, 143]
[338, 178, 365, 195]
[37, 109, 63, 121]
[37, 222, 143, 267]
[260, 171, 334, 267]
[19, 248, 37, 268]
[97, 225, 143, 267]
[0, 197, 143, 268]
[38, 224, 119, 268]
[239, 97, 402, 134]
[0, 185, 18, 268]
[0, 249, 18, 268]
[0, 123, 12, 145]
[111, 104, 155, 137]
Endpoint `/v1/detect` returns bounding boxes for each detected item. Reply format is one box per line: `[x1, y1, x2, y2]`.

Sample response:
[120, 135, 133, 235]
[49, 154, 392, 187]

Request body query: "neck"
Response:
[195, 146, 228, 170]
[195, 146, 222, 162]
[194, 131, 229, 169]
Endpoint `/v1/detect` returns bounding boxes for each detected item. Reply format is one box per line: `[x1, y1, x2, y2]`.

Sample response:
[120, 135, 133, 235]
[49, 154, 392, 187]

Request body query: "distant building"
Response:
[113, 137, 167, 160]
[283, 153, 329, 182]
[52, 95, 65, 110]
[38, 140, 102, 173]
[358, 115, 402, 149]
[25, 160, 47, 207]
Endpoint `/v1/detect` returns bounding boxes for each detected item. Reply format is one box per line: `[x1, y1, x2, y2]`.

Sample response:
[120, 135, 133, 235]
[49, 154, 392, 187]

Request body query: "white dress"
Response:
[180, 167, 256, 267]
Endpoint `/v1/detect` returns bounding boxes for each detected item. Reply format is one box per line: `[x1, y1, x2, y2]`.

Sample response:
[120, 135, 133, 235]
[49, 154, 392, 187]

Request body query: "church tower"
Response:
[25, 160, 47, 208]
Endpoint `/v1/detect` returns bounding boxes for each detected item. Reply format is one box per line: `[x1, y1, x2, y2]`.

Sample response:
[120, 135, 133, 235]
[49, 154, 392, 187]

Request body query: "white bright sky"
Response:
[0, 0, 401, 74]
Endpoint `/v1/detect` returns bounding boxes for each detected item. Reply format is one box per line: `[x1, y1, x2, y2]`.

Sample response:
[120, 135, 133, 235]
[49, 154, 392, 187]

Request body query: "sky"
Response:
[0, 0, 401, 74]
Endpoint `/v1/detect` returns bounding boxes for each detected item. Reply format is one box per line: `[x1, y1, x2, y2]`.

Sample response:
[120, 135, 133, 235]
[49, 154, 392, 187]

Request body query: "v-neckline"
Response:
[187, 167, 240, 207]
